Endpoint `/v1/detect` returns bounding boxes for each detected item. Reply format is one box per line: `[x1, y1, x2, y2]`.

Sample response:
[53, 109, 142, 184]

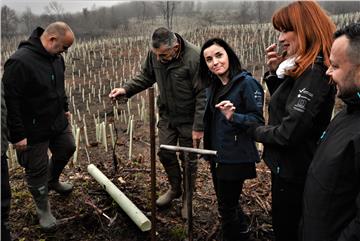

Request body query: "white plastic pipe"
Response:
[72, 127, 81, 165]
[87, 164, 151, 232]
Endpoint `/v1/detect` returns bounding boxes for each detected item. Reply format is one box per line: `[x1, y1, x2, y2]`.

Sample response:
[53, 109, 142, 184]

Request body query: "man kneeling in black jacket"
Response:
[300, 23, 360, 241]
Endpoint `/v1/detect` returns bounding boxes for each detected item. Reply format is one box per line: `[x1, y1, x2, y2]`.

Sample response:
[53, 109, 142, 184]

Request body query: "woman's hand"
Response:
[265, 43, 285, 73]
[215, 100, 235, 120]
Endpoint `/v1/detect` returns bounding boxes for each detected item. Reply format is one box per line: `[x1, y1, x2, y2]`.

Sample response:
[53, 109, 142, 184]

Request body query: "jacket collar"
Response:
[208, 70, 250, 103]
[174, 33, 185, 59]
[341, 92, 360, 113]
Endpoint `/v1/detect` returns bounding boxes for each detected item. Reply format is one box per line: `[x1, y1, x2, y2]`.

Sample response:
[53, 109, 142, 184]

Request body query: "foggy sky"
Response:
[1, 0, 123, 15]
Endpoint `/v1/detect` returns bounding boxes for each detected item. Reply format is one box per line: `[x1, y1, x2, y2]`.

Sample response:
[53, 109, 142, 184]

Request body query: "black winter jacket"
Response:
[300, 93, 360, 241]
[1, 81, 8, 155]
[2, 27, 69, 144]
[254, 57, 336, 181]
[203, 71, 264, 164]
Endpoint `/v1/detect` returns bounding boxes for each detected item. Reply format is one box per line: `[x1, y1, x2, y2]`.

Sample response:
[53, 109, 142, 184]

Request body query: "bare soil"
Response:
[9, 115, 274, 241]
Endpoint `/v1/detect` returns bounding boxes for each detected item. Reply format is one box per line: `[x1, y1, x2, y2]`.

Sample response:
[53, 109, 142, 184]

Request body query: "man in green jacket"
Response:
[109, 27, 206, 218]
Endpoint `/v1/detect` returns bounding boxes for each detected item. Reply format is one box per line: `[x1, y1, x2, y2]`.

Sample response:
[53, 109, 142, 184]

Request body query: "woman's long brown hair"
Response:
[272, 1, 336, 78]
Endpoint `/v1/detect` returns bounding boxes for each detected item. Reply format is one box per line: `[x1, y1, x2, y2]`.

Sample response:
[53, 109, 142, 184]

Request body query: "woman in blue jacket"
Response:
[198, 38, 264, 241]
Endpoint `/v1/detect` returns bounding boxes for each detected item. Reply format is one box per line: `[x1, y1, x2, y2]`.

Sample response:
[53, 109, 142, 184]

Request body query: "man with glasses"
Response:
[109, 27, 206, 219]
[300, 23, 360, 241]
[2, 21, 76, 231]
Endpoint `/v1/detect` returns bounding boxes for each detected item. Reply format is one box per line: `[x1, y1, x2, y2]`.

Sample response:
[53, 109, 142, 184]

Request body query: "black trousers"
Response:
[16, 125, 76, 188]
[211, 163, 249, 241]
[1, 154, 11, 241]
[271, 173, 305, 241]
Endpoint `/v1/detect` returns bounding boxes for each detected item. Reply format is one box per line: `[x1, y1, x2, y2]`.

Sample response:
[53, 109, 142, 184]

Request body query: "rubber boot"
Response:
[238, 210, 250, 240]
[48, 158, 73, 195]
[156, 165, 182, 207]
[221, 207, 250, 241]
[28, 185, 57, 231]
[181, 159, 197, 219]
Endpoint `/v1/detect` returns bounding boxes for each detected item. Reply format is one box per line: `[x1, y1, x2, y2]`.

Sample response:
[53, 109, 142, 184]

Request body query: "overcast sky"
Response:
[1, 0, 124, 15]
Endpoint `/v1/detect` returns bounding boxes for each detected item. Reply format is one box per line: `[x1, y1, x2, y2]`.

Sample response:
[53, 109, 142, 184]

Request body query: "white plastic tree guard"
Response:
[87, 164, 151, 232]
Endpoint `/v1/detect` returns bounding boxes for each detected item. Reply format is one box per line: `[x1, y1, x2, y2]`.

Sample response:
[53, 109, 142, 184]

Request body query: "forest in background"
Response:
[1, 1, 360, 40]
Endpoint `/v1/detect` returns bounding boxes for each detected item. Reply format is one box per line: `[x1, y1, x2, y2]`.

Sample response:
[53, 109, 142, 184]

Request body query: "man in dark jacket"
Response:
[2, 22, 76, 231]
[1, 81, 11, 241]
[109, 27, 206, 219]
[301, 23, 360, 241]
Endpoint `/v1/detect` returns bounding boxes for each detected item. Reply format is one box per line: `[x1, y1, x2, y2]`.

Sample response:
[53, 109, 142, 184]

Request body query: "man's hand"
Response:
[215, 100, 235, 121]
[14, 138, 28, 151]
[109, 88, 126, 100]
[192, 131, 204, 148]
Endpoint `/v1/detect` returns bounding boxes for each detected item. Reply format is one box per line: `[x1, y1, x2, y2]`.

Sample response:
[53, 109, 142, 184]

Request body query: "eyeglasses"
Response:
[153, 46, 177, 63]
[158, 47, 174, 57]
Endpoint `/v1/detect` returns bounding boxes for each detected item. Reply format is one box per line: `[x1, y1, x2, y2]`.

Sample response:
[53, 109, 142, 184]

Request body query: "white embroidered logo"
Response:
[254, 90, 263, 108]
[293, 88, 313, 112]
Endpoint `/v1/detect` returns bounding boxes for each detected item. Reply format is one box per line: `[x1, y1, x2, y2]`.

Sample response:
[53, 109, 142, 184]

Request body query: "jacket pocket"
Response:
[16, 148, 30, 168]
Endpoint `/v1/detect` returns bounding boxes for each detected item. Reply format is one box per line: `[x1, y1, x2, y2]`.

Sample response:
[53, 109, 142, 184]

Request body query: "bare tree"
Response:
[21, 7, 36, 34]
[178, 1, 195, 16]
[44, 1, 65, 17]
[236, 1, 251, 24]
[82, 8, 89, 18]
[141, 2, 148, 21]
[156, 1, 178, 29]
[201, 10, 216, 26]
[1, 5, 18, 37]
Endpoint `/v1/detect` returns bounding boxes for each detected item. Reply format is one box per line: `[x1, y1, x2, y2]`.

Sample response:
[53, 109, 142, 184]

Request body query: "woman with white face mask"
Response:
[245, 1, 336, 241]
[198, 38, 264, 241]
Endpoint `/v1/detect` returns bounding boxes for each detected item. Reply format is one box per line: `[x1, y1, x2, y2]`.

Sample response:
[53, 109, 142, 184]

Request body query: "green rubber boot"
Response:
[156, 165, 182, 207]
[48, 159, 73, 195]
[28, 185, 57, 231]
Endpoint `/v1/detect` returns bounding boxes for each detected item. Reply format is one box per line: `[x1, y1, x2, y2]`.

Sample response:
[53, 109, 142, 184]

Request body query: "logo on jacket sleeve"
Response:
[254, 90, 263, 108]
[293, 88, 313, 112]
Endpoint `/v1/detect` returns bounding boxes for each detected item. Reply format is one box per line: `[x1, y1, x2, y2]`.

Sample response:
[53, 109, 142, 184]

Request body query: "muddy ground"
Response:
[9, 112, 274, 241]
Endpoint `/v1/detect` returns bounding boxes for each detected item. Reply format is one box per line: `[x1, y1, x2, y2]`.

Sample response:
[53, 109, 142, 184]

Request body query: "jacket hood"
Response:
[18, 27, 54, 58]
[342, 92, 360, 112]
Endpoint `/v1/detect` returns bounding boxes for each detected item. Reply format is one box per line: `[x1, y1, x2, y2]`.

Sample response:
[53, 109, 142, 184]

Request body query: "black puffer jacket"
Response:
[254, 56, 336, 181]
[2, 27, 69, 144]
[300, 93, 360, 241]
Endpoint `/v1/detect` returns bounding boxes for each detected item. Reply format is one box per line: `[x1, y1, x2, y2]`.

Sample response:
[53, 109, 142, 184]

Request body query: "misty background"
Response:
[1, 1, 360, 39]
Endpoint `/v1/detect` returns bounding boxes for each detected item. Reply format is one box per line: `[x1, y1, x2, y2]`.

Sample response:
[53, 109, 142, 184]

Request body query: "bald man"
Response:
[2, 22, 76, 231]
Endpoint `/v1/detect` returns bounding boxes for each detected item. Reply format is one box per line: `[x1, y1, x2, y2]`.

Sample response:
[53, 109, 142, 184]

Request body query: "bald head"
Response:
[41, 21, 75, 55]
[44, 22, 72, 37]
